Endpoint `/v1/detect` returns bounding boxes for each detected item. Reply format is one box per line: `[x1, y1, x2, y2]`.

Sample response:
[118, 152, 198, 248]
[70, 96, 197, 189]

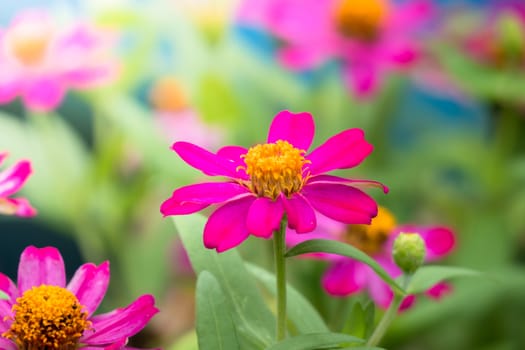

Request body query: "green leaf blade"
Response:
[196, 271, 240, 350]
[265, 332, 364, 350]
[285, 239, 404, 294]
[407, 265, 480, 295]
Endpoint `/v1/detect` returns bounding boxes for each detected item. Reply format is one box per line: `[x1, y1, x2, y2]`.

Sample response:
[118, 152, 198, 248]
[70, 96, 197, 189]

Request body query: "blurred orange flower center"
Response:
[344, 206, 396, 255]
[3, 285, 90, 350]
[150, 77, 188, 112]
[333, 0, 388, 41]
[241, 140, 309, 199]
[6, 23, 52, 66]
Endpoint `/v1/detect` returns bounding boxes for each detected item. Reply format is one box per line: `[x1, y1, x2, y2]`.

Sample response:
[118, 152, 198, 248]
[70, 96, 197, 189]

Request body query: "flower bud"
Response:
[392, 233, 426, 275]
[497, 11, 525, 63]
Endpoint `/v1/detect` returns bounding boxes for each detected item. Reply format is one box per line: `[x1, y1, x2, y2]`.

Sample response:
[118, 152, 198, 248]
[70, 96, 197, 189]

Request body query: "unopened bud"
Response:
[393, 233, 426, 275]
[497, 11, 525, 63]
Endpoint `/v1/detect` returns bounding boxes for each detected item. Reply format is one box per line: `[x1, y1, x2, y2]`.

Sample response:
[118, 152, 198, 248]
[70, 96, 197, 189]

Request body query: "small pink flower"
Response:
[161, 110, 387, 252]
[0, 153, 36, 217]
[0, 246, 159, 349]
[286, 206, 456, 309]
[0, 10, 117, 112]
[150, 77, 225, 149]
[237, 0, 432, 97]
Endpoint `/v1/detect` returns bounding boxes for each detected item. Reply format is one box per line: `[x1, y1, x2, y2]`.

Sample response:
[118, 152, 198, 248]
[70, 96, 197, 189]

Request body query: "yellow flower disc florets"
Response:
[345, 206, 396, 255]
[5, 22, 52, 66]
[3, 285, 91, 350]
[242, 140, 309, 199]
[333, 0, 389, 41]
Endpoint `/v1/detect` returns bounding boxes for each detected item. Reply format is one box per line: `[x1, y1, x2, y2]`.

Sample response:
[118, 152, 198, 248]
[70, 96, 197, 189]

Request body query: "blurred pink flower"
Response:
[161, 110, 387, 252]
[237, 0, 432, 97]
[0, 153, 36, 217]
[286, 206, 455, 309]
[0, 11, 117, 112]
[150, 77, 225, 150]
[0, 246, 159, 350]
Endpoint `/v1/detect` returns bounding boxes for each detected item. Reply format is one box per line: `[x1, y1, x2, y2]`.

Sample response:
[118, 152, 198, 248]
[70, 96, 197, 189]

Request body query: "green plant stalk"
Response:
[274, 216, 288, 341]
[366, 274, 410, 347]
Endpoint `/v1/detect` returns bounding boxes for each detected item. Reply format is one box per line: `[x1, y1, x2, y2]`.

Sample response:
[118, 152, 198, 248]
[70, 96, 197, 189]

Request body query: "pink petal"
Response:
[0, 273, 19, 302]
[307, 174, 389, 193]
[425, 282, 452, 300]
[173, 142, 243, 178]
[0, 77, 21, 104]
[22, 77, 65, 112]
[277, 45, 329, 70]
[399, 295, 417, 312]
[267, 110, 314, 151]
[17, 246, 66, 292]
[161, 182, 251, 216]
[306, 128, 373, 175]
[342, 61, 379, 98]
[216, 145, 249, 178]
[367, 270, 394, 309]
[302, 183, 377, 224]
[246, 197, 284, 238]
[388, 0, 433, 31]
[81, 295, 158, 345]
[4, 197, 37, 217]
[281, 193, 316, 233]
[0, 338, 16, 350]
[67, 261, 110, 316]
[0, 160, 32, 197]
[203, 196, 254, 252]
[421, 227, 456, 260]
[0, 299, 13, 332]
[322, 260, 367, 296]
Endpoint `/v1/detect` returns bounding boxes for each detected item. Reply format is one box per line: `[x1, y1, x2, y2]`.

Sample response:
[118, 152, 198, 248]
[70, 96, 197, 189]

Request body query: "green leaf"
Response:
[265, 332, 364, 350]
[342, 299, 375, 339]
[407, 265, 480, 295]
[246, 263, 329, 335]
[196, 271, 240, 350]
[285, 240, 404, 295]
[173, 214, 275, 349]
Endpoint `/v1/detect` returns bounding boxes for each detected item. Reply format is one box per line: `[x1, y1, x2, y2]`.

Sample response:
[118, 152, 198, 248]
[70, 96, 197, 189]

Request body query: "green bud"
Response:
[392, 233, 426, 275]
[497, 11, 525, 63]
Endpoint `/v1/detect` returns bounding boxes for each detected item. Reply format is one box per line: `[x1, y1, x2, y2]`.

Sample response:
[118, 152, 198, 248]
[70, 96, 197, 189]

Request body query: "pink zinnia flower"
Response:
[286, 206, 456, 309]
[0, 153, 36, 217]
[0, 246, 159, 349]
[0, 10, 117, 112]
[150, 77, 225, 149]
[161, 110, 387, 252]
[237, 0, 432, 97]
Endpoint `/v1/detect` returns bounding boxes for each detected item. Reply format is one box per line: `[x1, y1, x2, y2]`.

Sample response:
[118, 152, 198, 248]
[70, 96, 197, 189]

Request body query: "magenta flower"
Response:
[237, 0, 432, 97]
[0, 153, 36, 217]
[0, 246, 159, 350]
[0, 10, 117, 112]
[286, 206, 456, 309]
[161, 110, 386, 252]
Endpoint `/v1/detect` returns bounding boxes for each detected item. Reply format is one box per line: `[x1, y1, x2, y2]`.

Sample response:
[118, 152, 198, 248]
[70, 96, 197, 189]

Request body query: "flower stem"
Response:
[273, 216, 288, 341]
[366, 274, 410, 347]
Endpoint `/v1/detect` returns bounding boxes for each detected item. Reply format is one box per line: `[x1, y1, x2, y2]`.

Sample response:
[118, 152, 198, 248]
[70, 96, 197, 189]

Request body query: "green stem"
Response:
[274, 216, 288, 341]
[366, 274, 410, 347]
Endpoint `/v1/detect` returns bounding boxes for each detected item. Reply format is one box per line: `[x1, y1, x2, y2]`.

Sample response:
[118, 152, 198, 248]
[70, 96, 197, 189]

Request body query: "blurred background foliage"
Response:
[0, 0, 524, 349]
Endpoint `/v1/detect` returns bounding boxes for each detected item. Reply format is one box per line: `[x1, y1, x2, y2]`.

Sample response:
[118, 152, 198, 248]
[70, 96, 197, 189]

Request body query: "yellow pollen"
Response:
[6, 22, 51, 66]
[344, 206, 396, 255]
[241, 140, 309, 199]
[149, 76, 188, 112]
[333, 0, 389, 41]
[3, 285, 91, 350]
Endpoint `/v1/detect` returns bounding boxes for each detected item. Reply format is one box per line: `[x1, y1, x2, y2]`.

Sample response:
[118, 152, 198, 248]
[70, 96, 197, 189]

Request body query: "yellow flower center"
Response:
[3, 285, 91, 350]
[241, 140, 309, 199]
[333, 0, 389, 41]
[344, 206, 396, 255]
[5, 21, 52, 66]
[149, 77, 188, 112]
